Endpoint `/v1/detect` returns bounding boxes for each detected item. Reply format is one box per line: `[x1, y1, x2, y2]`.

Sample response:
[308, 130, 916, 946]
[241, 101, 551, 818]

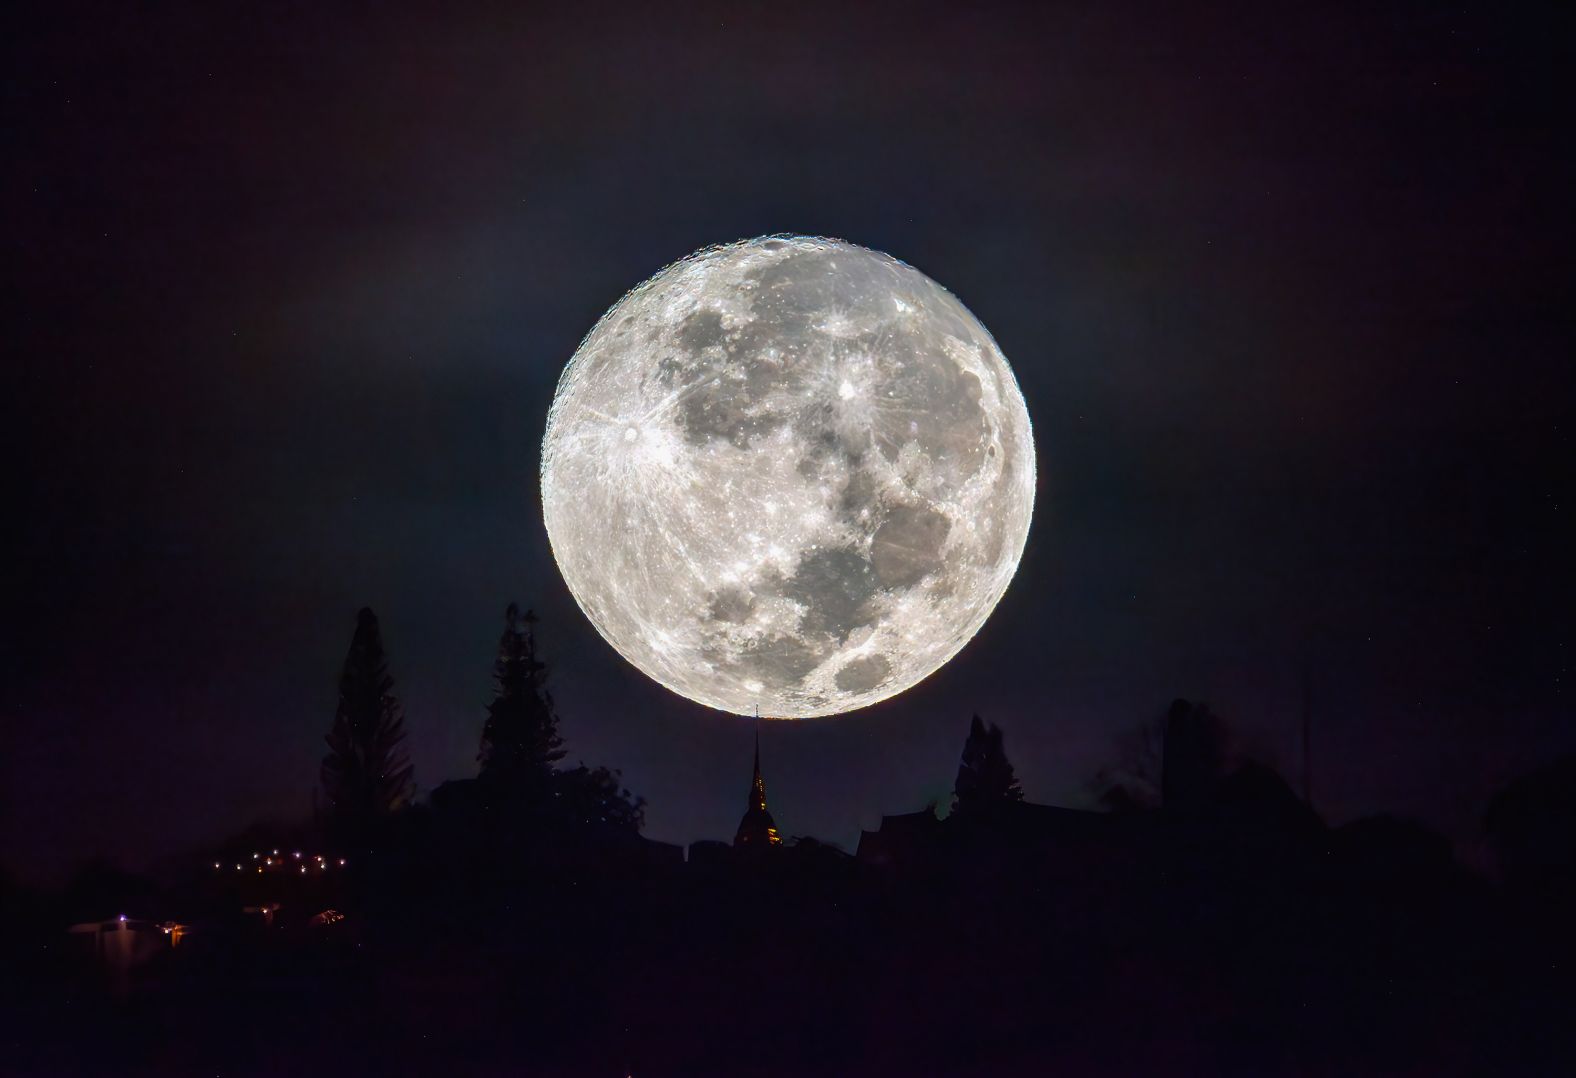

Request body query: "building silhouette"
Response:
[733, 723, 781, 848]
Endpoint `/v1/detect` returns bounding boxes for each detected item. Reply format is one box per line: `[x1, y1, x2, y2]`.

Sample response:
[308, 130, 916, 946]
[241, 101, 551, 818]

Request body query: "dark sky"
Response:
[5, 2, 1571, 883]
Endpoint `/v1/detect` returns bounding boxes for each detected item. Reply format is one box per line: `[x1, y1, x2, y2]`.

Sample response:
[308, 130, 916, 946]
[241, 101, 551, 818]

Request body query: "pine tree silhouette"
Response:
[321, 608, 414, 840]
[478, 603, 565, 786]
[953, 715, 1024, 816]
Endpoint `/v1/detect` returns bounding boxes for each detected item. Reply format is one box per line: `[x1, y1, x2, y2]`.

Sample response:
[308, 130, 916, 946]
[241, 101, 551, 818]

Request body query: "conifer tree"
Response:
[478, 603, 565, 786]
[953, 714, 1024, 816]
[321, 608, 414, 838]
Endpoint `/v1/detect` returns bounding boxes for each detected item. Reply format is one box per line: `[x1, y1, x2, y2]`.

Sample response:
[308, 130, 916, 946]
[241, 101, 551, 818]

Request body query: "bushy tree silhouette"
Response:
[321, 608, 414, 840]
[552, 764, 646, 832]
[953, 715, 1023, 815]
[1161, 698, 1227, 811]
[1091, 699, 1237, 812]
[1091, 712, 1166, 812]
[478, 603, 565, 786]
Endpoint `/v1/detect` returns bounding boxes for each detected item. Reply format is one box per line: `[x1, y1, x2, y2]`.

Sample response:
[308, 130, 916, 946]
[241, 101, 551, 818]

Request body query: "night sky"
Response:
[6, 2, 1571, 883]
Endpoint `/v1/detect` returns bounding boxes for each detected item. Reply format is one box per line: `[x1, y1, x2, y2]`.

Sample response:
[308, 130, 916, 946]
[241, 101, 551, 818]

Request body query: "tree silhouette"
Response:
[321, 608, 414, 840]
[552, 764, 646, 833]
[953, 715, 1023, 816]
[478, 603, 565, 787]
[1091, 712, 1166, 812]
[1161, 698, 1227, 811]
[1092, 699, 1237, 812]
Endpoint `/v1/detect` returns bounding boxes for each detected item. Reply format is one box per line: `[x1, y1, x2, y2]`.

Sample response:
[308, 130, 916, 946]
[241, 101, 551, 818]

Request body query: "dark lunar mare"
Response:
[674, 245, 1000, 699]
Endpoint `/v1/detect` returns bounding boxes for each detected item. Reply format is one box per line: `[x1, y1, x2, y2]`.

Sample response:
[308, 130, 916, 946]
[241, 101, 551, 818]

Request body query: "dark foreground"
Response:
[4, 803, 1575, 1078]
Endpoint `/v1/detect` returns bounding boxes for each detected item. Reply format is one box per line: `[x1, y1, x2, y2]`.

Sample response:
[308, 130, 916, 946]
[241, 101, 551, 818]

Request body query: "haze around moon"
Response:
[541, 236, 1035, 718]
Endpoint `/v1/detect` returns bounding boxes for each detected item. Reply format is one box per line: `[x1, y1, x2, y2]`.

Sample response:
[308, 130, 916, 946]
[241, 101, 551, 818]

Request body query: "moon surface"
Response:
[541, 236, 1035, 718]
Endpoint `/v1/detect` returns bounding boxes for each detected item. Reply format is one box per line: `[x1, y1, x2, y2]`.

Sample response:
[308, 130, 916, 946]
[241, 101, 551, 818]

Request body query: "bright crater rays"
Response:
[541, 236, 1035, 718]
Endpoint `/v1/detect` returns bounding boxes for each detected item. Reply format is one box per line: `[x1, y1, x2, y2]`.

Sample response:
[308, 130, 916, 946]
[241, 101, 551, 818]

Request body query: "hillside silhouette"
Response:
[3, 608, 1574, 1076]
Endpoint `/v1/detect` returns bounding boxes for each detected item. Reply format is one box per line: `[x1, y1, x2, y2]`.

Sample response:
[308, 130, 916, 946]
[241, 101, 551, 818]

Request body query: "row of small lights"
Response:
[212, 849, 347, 874]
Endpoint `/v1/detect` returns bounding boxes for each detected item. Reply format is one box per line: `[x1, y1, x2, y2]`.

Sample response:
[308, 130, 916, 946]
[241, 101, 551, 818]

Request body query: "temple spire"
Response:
[734, 710, 781, 847]
[750, 721, 766, 809]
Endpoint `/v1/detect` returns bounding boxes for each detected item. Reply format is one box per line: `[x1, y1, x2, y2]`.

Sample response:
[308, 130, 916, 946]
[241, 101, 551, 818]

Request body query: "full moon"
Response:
[541, 236, 1035, 718]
